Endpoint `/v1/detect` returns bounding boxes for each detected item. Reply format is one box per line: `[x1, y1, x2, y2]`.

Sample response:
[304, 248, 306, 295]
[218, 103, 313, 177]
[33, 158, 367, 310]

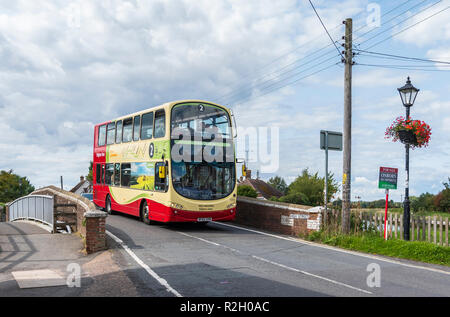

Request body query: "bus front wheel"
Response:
[141, 201, 152, 225]
[105, 196, 114, 215]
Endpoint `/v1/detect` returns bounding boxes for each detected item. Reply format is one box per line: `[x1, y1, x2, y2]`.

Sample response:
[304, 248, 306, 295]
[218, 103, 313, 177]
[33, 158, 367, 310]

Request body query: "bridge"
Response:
[0, 189, 449, 297]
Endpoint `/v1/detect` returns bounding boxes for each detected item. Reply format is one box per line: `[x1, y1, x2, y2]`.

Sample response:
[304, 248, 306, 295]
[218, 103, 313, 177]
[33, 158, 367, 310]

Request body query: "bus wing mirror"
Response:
[242, 164, 246, 177]
[230, 109, 237, 138]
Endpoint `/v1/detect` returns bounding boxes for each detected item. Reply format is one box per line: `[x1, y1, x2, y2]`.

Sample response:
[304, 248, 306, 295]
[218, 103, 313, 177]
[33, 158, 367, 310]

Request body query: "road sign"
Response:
[378, 167, 398, 190]
[320, 130, 343, 219]
[320, 130, 343, 151]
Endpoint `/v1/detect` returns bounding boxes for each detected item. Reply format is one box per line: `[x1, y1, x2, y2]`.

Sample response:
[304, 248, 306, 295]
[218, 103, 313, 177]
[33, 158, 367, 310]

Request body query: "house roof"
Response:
[239, 178, 283, 200]
[70, 180, 92, 193]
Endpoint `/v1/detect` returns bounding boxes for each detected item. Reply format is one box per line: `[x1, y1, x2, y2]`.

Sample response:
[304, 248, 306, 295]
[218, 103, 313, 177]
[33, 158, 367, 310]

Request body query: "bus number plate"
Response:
[197, 217, 212, 222]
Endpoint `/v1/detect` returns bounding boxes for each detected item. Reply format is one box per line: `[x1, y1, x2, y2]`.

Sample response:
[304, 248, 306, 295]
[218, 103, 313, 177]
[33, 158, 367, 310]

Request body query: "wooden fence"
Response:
[322, 210, 449, 247]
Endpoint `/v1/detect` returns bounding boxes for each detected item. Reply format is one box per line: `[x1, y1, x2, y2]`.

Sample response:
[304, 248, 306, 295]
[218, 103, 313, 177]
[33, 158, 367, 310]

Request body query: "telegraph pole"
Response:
[341, 18, 353, 233]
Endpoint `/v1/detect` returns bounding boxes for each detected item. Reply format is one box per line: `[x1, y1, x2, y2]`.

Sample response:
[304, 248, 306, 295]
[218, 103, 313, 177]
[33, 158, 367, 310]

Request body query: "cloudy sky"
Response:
[0, 0, 449, 201]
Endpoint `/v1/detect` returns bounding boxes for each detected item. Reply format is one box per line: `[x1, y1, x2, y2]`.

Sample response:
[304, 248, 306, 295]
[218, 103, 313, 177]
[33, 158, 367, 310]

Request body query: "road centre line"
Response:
[176, 230, 372, 295]
[252, 255, 372, 295]
[106, 230, 182, 297]
[213, 221, 450, 276]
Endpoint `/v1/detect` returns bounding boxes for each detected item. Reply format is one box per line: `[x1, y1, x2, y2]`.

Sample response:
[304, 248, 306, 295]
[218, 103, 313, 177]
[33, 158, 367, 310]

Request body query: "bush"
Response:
[237, 185, 258, 198]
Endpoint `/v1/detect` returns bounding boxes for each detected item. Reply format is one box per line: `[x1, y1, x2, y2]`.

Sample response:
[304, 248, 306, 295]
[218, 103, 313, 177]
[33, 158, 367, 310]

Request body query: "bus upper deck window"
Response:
[106, 123, 115, 145]
[141, 112, 153, 140]
[154, 110, 165, 138]
[123, 118, 133, 143]
[98, 125, 106, 146]
[133, 115, 141, 141]
[116, 120, 123, 143]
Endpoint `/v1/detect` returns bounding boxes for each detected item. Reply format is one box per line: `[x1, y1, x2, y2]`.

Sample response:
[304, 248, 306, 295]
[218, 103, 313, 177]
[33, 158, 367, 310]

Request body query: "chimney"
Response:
[246, 170, 252, 180]
[80, 176, 85, 182]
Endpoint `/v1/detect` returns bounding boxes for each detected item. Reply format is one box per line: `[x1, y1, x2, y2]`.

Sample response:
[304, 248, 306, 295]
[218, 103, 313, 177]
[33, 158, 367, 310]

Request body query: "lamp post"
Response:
[397, 76, 419, 241]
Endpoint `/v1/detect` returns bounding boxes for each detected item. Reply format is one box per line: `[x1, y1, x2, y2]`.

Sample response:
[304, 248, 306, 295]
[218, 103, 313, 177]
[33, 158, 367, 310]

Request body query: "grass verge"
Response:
[306, 231, 450, 267]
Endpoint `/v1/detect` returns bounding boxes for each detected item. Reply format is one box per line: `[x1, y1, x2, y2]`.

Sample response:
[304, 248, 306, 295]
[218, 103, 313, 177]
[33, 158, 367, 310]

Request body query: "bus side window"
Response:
[133, 115, 141, 141]
[95, 164, 102, 184]
[141, 112, 153, 140]
[106, 123, 115, 145]
[105, 163, 114, 185]
[123, 118, 133, 143]
[121, 163, 131, 187]
[155, 162, 167, 191]
[114, 163, 121, 186]
[98, 125, 106, 146]
[101, 164, 106, 185]
[154, 110, 165, 138]
[116, 120, 122, 144]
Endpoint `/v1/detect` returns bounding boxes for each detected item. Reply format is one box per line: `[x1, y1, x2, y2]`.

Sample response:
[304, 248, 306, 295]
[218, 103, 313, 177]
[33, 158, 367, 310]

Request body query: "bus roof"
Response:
[94, 99, 230, 127]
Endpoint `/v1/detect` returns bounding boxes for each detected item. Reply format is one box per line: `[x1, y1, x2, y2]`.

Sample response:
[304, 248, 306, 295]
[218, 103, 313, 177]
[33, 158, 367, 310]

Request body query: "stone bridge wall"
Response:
[31, 186, 107, 254]
[234, 196, 323, 237]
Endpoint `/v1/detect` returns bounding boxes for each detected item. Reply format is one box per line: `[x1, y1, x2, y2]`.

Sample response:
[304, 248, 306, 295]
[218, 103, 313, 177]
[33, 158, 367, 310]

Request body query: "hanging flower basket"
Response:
[385, 116, 431, 149]
[397, 129, 418, 145]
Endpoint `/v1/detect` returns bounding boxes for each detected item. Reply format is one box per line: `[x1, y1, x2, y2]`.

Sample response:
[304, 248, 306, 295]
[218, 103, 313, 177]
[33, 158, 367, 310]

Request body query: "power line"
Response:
[357, 1, 448, 50]
[222, 0, 429, 105]
[232, 62, 339, 106]
[215, 26, 342, 103]
[356, 63, 450, 72]
[347, 0, 431, 43]
[308, 0, 345, 61]
[355, 49, 450, 65]
[225, 54, 340, 105]
[219, 1, 423, 106]
[219, 49, 339, 105]
[344, 0, 420, 42]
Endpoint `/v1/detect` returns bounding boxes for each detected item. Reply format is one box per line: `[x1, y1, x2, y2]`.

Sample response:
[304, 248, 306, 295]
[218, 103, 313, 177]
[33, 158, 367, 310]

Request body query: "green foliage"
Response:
[433, 178, 450, 213]
[267, 176, 288, 195]
[411, 192, 435, 213]
[278, 169, 338, 206]
[307, 231, 450, 266]
[86, 161, 93, 182]
[360, 199, 397, 209]
[237, 185, 258, 198]
[0, 170, 35, 203]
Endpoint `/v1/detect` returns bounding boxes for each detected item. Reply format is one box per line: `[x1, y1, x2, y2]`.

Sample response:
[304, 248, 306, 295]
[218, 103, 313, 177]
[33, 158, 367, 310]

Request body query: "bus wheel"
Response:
[105, 196, 114, 215]
[141, 201, 152, 225]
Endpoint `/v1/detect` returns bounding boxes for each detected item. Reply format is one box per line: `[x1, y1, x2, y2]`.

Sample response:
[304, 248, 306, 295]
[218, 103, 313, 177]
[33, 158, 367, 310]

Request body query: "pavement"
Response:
[0, 221, 138, 296]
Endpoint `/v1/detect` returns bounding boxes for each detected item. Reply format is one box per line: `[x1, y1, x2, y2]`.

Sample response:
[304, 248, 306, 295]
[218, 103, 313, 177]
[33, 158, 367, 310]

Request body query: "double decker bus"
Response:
[92, 100, 237, 224]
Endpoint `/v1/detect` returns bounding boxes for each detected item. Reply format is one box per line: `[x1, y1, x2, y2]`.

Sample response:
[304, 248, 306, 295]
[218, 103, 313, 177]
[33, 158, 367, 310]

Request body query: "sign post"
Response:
[378, 167, 398, 240]
[320, 130, 343, 221]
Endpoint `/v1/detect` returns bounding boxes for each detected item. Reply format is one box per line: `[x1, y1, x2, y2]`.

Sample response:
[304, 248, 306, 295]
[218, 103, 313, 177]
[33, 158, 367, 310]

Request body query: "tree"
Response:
[434, 178, 450, 213]
[279, 169, 338, 206]
[0, 170, 35, 203]
[411, 192, 435, 213]
[86, 161, 93, 182]
[267, 176, 288, 195]
[237, 185, 258, 198]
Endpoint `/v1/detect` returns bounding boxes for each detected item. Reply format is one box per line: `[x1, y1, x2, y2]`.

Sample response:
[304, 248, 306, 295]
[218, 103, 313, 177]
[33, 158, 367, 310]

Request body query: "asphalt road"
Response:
[105, 213, 450, 297]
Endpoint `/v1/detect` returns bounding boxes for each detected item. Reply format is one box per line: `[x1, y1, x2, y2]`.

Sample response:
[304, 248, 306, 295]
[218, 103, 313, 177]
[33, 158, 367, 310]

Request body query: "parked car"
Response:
[81, 193, 93, 202]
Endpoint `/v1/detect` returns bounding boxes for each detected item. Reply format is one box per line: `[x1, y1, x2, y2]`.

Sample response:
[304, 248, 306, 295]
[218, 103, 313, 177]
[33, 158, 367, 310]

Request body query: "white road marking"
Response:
[213, 221, 450, 276]
[177, 231, 242, 254]
[106, 230, 182, 297]
[176, 229, 372, 295]
[252, 256, 372, 294]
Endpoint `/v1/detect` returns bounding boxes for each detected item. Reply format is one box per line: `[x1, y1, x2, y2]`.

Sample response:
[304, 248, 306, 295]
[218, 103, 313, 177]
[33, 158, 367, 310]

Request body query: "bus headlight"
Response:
[170, 202, 184, 210]
[226, 203, 236, 209]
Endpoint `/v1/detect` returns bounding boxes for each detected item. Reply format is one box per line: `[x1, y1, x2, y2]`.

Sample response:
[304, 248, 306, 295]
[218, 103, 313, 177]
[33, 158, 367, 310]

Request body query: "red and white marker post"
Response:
[384, 189, 389, 240]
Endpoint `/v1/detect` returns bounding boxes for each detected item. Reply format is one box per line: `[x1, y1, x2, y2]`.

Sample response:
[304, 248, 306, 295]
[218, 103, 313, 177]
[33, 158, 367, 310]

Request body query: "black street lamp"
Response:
[397, 76, 419, 241]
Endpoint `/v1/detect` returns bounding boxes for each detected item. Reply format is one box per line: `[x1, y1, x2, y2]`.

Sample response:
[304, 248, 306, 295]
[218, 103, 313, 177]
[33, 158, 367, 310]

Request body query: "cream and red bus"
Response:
[92, 100, 237, 224]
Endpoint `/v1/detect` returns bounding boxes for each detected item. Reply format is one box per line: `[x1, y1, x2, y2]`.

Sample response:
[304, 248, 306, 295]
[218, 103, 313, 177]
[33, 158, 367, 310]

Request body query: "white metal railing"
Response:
[8, 195, 54, 229]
